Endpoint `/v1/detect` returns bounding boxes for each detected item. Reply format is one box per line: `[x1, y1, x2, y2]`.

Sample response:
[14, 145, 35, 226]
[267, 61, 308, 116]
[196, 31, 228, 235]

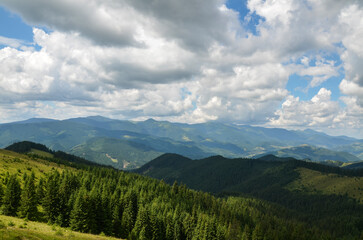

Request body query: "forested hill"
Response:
[1, 144, 349, 239]
[136, 153, 363, 238]
[136, 153, 363, 194]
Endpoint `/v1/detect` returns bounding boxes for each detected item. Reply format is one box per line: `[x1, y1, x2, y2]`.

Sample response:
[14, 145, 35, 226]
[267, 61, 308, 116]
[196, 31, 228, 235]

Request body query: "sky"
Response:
[0, 0, 362, 138]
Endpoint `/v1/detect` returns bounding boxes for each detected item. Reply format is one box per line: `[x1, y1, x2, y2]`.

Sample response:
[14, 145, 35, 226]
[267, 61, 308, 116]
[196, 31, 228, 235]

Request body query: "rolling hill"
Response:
[135, 153, 363, 237]
[0, 116, 361, 169]
[136, 153, 363, 202]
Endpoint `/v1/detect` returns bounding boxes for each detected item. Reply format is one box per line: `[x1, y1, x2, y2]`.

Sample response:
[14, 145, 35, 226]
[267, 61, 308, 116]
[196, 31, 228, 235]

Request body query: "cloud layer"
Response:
[0, 0, 362, 137]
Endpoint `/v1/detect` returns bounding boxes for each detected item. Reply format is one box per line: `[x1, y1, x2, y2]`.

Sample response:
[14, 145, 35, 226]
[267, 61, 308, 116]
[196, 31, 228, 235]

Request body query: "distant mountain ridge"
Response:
[255, 144, 361, 163]
[0, 116, 361, 169]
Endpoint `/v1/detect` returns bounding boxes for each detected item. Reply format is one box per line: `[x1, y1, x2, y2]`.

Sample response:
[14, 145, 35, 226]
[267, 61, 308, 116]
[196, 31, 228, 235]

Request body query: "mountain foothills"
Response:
[2, 143, 361, 239]
[0, 116, 362, 169]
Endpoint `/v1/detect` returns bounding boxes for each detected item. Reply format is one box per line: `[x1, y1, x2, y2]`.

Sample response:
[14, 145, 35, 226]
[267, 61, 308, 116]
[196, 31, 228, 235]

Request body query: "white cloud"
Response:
[337, 4, 363, 109]
[0, 0, 362, 137]
[296, 57, 339, 87]
[339, 79, 363, 106]
[269, 88, 340, 127]
[0, 36, 25, 48]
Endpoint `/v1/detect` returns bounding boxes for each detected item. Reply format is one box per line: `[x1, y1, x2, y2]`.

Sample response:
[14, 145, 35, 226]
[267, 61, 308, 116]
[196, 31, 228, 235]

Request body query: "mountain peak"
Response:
[85, 115, 113, 121]
[12, 118, 56, 124]
[144, 118, 157, 123]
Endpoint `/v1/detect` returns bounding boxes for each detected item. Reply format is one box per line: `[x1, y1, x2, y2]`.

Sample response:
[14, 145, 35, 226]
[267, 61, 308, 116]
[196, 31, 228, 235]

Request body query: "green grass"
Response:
[0, 215, 120, 240]
[29, 148, 54, 158]
[0, 149, 73, 183]
[287, 167, 363, 202]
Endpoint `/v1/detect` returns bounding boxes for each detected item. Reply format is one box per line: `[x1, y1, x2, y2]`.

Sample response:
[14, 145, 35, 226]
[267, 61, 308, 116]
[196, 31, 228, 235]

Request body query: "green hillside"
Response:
[1, 143, 344, 239]
[136, 153, 363, 238]
[0, 215, 120, 240]
[136, 154, 363, 202]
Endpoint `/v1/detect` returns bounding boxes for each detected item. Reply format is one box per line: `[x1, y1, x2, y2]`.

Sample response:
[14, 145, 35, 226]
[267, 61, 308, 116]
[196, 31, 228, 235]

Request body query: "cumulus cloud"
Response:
[338, 4, 363, 108]
[0, 0, 362, 137]
[269, 88, 340, 127]
[0, 0, 239, 51]
[0, 0, 142, 47]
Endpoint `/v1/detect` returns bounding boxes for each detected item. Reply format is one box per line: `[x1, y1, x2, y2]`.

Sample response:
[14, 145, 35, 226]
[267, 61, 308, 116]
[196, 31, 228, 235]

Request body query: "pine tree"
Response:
[132, 206, 152, 239]
[226, 220, 242, 240]
[0, 182, 4, 206]
[120, 201, 135, 238]
[1, 174, 21, 216]
[18, 172, 38, 220]
[57, 171, 79, 227]
[42, 170, 60, 223]
[242, 225, 251, 240]
[252, 224, 264, 240]
[69, 188, 97, 233]
[111, 203, 122, 237]
[182, 213, 194, 240]
[35, 177, 45, 204]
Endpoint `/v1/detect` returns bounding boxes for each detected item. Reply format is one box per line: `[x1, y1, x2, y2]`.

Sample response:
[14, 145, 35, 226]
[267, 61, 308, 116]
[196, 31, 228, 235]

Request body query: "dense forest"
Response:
[0, 154, 350, 239]
[136, 153, 363, 239]
[0, 142, 362, 239]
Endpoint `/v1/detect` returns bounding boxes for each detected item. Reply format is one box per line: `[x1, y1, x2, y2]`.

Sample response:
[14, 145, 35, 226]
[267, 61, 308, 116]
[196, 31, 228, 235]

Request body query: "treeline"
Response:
[0, 166, 337, 240]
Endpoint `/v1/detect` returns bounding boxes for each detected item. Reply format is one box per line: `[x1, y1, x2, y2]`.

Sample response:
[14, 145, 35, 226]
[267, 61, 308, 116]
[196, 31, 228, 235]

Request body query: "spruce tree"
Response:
[42, 170, 60, 223]
[69, 188, 97, 233]
[0, 182, 4, 206]
[1, 174, 21, 216]
[241, 225, 252, 240]
[252, 224, 264, 240]
[120, 201, 135, 238]
[35, 177, 45, 204]
[18, 172, 38, 220]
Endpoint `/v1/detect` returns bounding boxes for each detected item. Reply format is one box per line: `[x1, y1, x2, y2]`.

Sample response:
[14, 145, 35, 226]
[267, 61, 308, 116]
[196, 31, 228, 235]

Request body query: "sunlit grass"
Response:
[0, 215, 121, 240]
[287, 167, 363, 203]
[0, 149, 73, 183]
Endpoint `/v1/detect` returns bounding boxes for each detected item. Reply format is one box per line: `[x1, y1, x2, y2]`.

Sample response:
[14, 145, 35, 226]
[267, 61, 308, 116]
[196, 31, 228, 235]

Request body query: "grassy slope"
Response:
[287, 167, 363, 202]
[0, 149, 71, 182]
[29, 148, 54, 158]
[0, 215, 120, 240]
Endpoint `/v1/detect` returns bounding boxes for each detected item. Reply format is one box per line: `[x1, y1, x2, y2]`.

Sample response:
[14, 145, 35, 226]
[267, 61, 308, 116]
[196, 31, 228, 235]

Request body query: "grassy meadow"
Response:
[0, 215, 121, 240]
[287, 167, 363, 203]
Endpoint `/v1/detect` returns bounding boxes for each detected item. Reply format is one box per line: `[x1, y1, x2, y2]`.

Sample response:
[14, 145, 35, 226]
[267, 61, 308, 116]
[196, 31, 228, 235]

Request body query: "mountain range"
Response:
[0, 116, 362, 169]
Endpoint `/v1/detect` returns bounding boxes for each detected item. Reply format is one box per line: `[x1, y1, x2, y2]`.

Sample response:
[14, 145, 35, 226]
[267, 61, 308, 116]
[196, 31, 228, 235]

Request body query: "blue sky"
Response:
[0, 6, 32, 42]
[0, 0, 362, 138]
